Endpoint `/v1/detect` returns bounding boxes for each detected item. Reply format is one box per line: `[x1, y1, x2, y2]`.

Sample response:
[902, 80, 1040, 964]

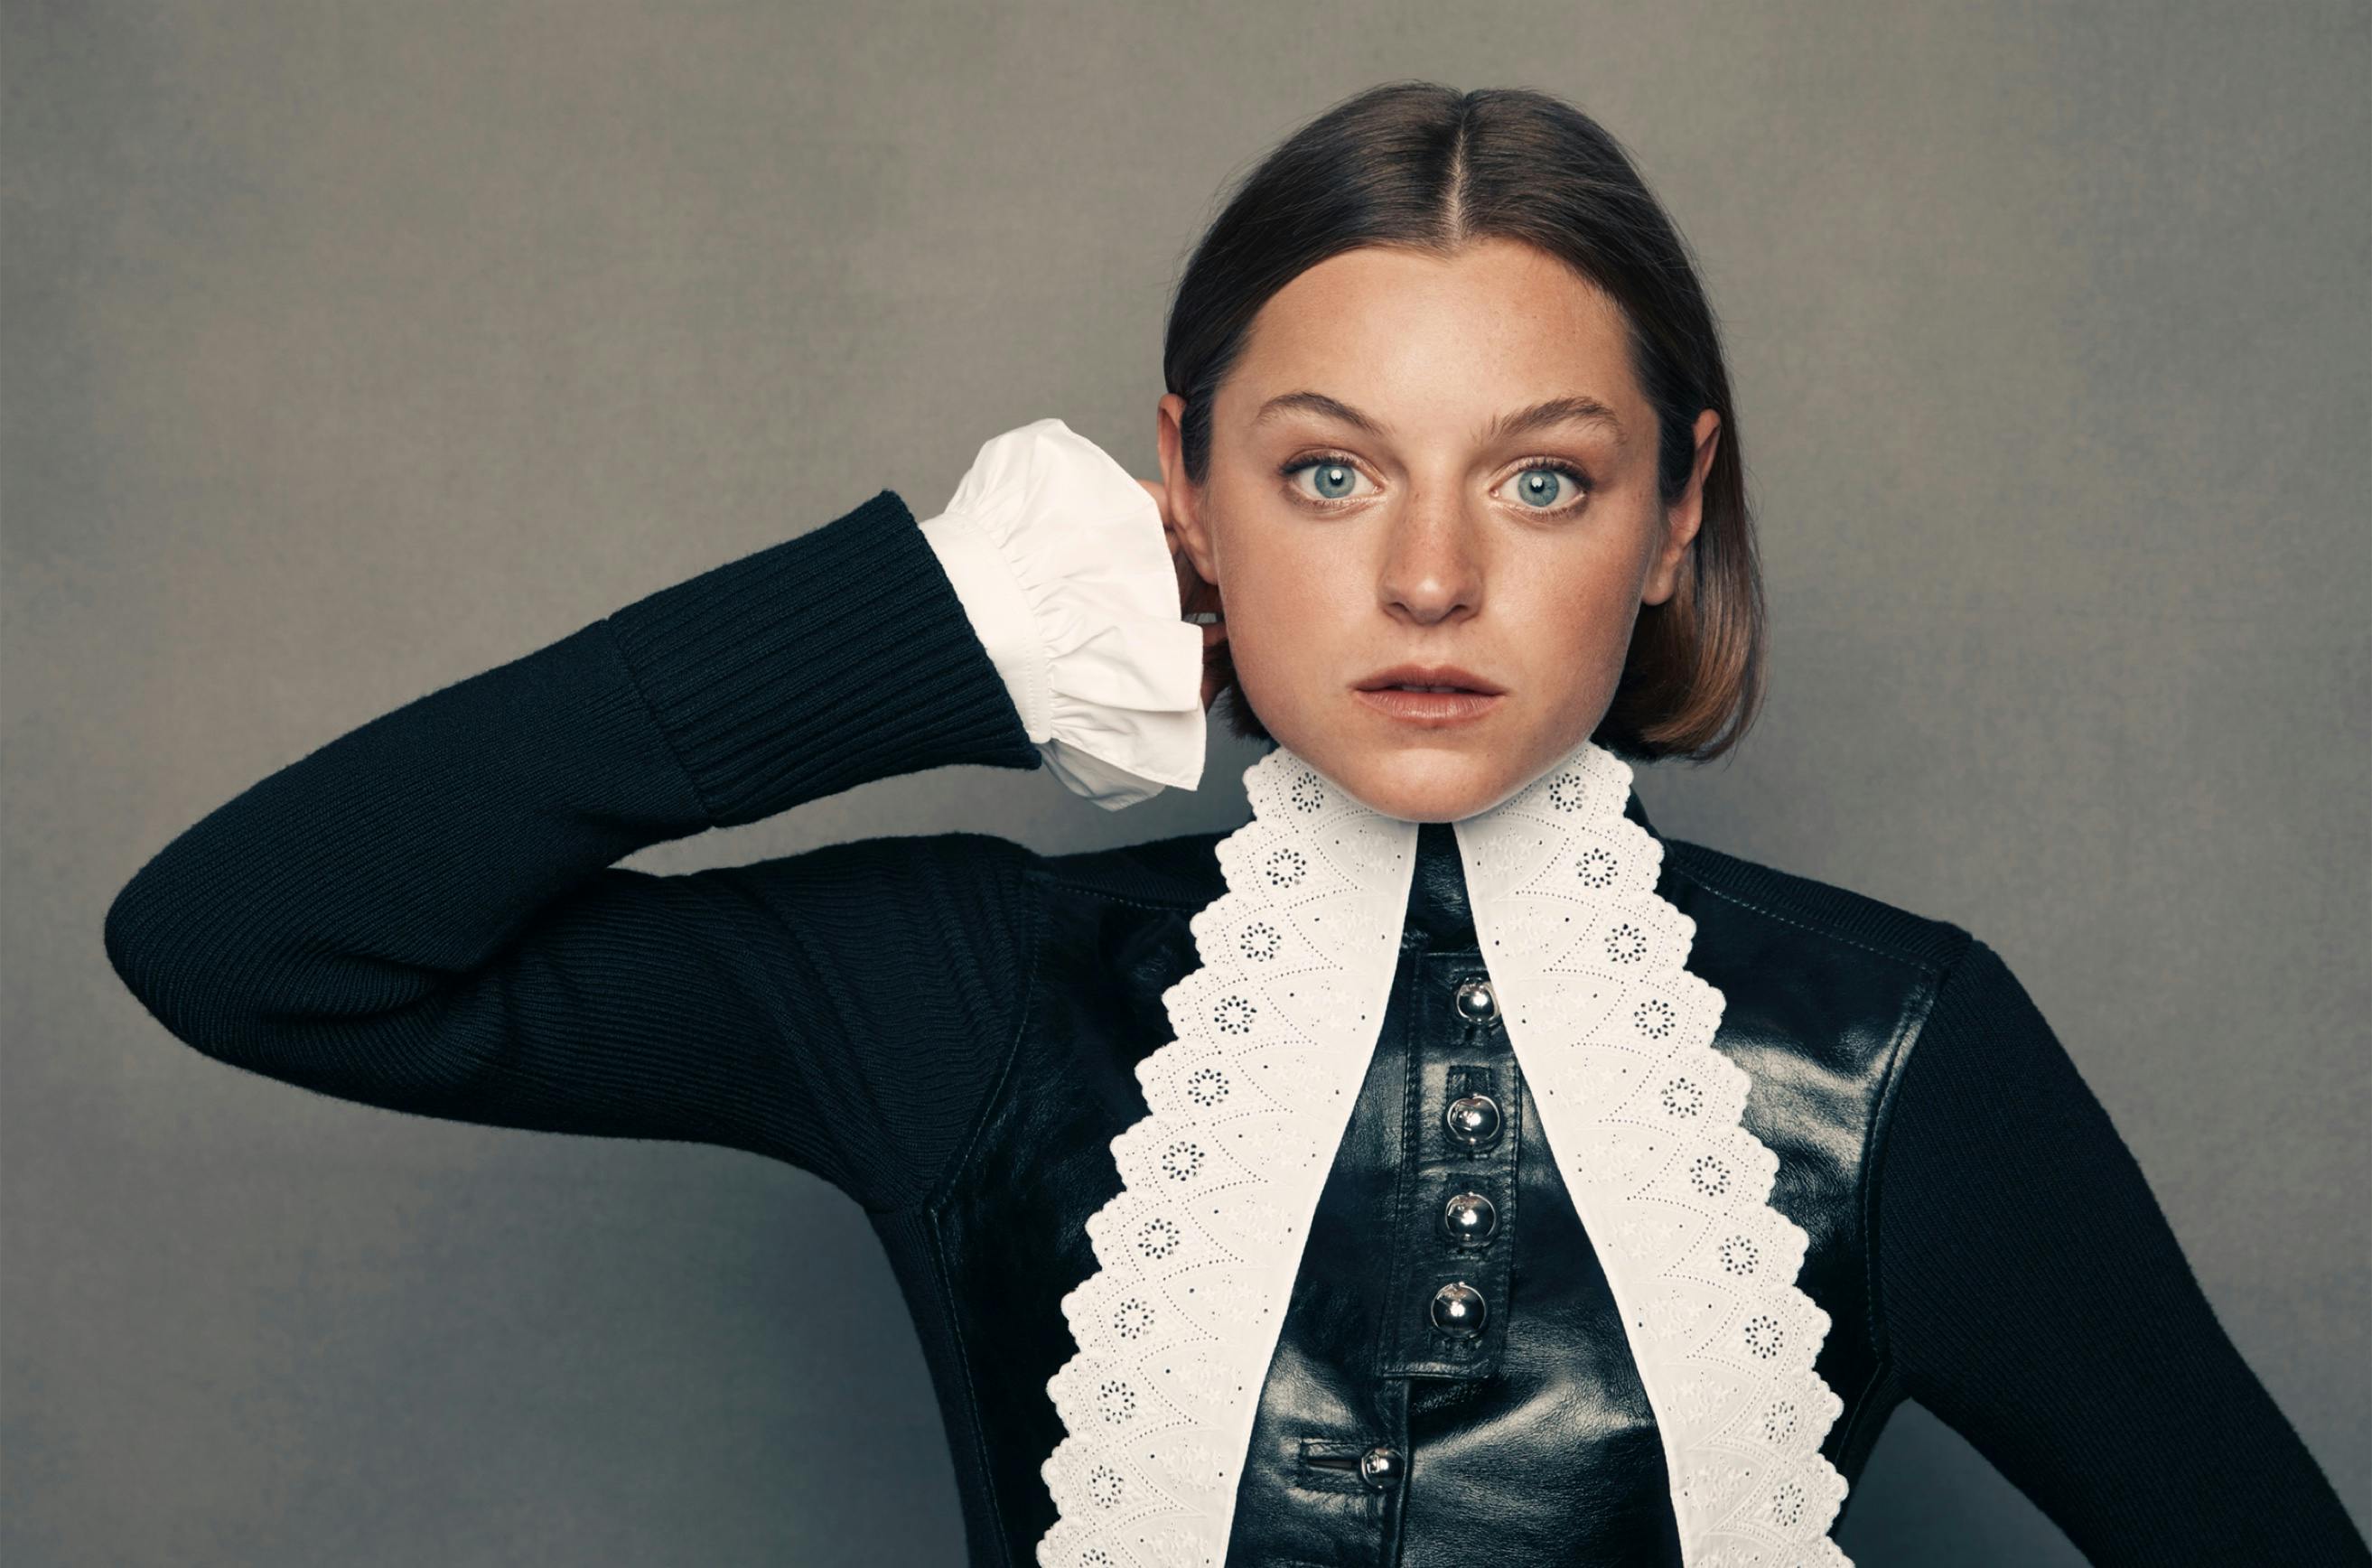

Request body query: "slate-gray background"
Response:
[7, 3, 2366, 1563]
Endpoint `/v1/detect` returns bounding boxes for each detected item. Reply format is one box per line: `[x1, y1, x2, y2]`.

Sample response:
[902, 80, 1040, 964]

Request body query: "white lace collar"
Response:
[1036, 733, 1852, 1568]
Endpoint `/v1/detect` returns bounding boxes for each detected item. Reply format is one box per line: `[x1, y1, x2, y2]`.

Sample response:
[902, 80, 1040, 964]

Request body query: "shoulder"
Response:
[1652, 826, 1975, 983]
[1644, 827, 2012, 1091]
[1652, 830, 2019, 1171]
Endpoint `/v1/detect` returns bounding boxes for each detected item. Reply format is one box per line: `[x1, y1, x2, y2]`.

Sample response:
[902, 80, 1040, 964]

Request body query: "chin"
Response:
[1303, 742, 1523, 825]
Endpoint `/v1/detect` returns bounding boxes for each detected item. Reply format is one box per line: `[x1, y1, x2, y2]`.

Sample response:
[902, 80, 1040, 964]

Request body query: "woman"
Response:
[103, 82, 2366, 1567]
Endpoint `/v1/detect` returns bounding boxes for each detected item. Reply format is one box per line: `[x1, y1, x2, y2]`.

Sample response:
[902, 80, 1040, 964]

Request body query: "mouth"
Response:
[1352, 664, 1506, 695]
[1351, 664, 1507, 726]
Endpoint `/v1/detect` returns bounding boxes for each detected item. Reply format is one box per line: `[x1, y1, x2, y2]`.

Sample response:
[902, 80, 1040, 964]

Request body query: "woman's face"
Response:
[1158, 237, 1722, 822]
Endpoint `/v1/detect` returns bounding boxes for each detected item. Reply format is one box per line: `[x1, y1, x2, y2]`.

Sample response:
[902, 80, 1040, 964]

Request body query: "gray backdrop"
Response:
[7, 3, 2366, 1563]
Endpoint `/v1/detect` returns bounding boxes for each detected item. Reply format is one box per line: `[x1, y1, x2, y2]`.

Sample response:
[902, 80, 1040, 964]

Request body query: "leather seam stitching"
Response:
[1830, 1359, 1892, 1477]
[925, 1210, 1013, 1567]
[1857, 938, 1966, 1375]
[1668, 865, 1944, 973]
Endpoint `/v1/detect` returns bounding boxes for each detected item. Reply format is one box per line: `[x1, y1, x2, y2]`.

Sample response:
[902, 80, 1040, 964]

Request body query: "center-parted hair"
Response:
[1163, 79, 1765, 764]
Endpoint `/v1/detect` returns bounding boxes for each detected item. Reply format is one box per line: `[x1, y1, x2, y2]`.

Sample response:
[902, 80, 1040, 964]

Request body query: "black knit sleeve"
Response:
[102, 490, 1049, 1212]
[1870, 937, 2371, 1563]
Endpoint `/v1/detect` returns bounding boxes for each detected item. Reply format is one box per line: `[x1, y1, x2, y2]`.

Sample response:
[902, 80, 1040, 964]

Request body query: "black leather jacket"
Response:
[895, 788, 1940, 1567]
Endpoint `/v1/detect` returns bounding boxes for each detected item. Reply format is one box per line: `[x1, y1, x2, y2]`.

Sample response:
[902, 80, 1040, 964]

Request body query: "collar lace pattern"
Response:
[1037, 735, 1852, 1568]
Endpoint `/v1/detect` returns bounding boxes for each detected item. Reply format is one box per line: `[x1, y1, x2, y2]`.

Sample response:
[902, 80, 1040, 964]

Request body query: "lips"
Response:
[1352, 663, 1506, 695]
[1351, 682, 1504, 726]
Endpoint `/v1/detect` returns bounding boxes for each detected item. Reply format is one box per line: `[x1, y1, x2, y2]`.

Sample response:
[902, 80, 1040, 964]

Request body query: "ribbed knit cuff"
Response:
[602, 489, 1042, 828]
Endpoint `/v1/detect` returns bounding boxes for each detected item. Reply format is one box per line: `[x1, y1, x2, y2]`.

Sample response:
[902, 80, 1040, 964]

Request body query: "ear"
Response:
[1642, 408, 1721, 607]
[1155, 393, 1221, 585]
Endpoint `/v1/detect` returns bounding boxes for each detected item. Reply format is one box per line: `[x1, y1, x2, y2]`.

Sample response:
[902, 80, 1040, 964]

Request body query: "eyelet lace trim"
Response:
[1035, 737, 1851, 1568]
[1455, 742, 1851, 1567]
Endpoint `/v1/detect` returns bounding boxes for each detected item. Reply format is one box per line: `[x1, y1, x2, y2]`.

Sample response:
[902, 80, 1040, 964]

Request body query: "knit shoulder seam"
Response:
[915, 847, 1050, 1216]
[1857, 929, 1984, 1374]
[705, 832, 1044, 1213]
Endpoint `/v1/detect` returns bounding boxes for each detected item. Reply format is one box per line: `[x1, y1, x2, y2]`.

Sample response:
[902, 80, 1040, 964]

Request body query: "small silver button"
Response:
[1443, 1190, 1499, 1246]
[1358, 1444, 1404, 1489]
[1454, 978, 1498, 1022]
[1443, 1092, 1502, 1149]
[1430, 1281, 1488, 1336]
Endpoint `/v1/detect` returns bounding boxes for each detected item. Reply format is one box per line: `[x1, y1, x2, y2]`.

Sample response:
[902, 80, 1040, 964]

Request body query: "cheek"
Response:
[1537, 570, 1631, 642]
[1234, 542, 1370, 680]
[1209, 487, 1354, 636]
[1207, 508, 1363, 723]
[1505, 548, 1650, 679]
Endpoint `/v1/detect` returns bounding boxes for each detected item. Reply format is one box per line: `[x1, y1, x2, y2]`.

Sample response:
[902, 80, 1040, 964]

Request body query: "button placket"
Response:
[1377, 960, 1522, 1378]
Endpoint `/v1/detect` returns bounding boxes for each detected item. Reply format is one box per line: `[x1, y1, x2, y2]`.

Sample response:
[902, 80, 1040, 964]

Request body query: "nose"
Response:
[1376, 495, 1483, 626]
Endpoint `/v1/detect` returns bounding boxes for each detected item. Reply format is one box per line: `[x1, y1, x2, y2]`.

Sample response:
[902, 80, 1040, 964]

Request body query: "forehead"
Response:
[1221, 238, 1641, 434]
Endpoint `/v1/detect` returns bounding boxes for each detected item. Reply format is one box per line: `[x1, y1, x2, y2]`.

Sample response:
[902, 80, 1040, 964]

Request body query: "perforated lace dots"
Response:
[1691, 1154, 1732, 1197]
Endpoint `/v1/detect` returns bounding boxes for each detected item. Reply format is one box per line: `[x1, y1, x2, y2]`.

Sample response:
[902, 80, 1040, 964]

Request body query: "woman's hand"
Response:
[1138, 478, 1228, 714]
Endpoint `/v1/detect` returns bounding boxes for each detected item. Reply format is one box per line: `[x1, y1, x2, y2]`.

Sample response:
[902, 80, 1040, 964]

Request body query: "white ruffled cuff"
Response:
[917, 418, 1207, 811]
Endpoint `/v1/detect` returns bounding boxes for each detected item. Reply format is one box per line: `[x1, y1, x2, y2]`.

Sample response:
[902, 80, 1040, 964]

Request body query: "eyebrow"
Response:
[1249, 390, 1627, 446]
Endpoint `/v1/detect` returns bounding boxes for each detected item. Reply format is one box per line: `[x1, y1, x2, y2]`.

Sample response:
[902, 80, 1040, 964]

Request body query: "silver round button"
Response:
[1429, 1281, 1489, 1336]
[1442, 1190, 1499, 1246]
[1454, 978, 1498, 1022]
[1443, 1092, 1502, 1149]
[1358, 1444, 1404, 1489]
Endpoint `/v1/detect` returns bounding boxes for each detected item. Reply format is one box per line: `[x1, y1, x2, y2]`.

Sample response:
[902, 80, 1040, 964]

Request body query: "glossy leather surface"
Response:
[920, 789, 1945, 1566]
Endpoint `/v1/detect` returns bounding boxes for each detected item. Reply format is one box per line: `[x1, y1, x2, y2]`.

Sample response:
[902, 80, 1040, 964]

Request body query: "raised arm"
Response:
[102, 422, 1204, 1212]
[1870, 937, 2371, 1563]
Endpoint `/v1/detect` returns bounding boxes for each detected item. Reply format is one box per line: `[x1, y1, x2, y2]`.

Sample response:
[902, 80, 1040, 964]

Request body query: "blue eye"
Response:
[1507, 464, 1585, 509]
[1283, 456, 1369, 503]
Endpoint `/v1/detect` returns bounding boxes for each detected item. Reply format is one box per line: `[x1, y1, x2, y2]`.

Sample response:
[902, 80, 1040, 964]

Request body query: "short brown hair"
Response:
[1163, 81, 1766, 766]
